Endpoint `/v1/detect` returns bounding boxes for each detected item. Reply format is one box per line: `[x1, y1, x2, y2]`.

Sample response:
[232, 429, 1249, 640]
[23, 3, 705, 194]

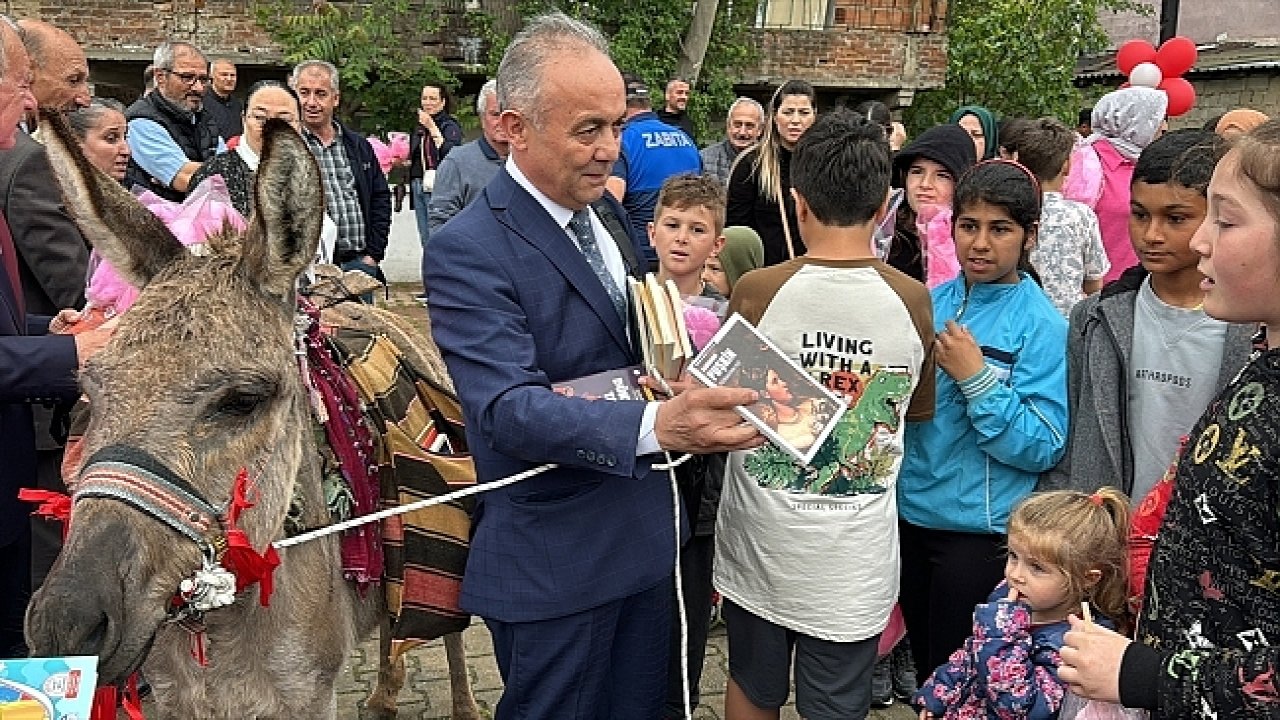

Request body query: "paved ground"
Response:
[334, 619, 919, 720]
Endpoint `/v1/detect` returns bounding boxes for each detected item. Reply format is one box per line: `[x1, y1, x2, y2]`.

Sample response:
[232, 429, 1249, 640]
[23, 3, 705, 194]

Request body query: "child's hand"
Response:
[919, 710, 934, 720]
[1007, 585, 1020, 603]
[935, 321, 986, 381]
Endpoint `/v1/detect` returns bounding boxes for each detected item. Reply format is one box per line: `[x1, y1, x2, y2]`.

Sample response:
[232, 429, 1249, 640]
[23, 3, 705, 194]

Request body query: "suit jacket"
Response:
[425, 168, 676, 623]
[0, 212, 79, 547]
[0, 132, 90, 315]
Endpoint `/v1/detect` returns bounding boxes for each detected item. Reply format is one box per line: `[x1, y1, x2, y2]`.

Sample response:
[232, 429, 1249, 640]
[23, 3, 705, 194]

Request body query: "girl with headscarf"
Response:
[1082, 87, 1168, 283]
[949, 105, 1000, 160]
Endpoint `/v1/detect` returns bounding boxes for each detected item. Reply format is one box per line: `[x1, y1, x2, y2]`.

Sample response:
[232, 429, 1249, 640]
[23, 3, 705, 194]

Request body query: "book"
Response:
[686, 313, 847, 466]
[0, 656, 97, 719]
[552, 365, 655, 402]
[627, 273, 697, 382]
[665, 278, 693, 379]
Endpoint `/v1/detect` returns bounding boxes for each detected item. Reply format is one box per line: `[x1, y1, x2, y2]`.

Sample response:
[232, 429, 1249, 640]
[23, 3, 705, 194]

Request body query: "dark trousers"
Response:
[1, 528, 31, 656]
[486, 579, 672, 720]
[663, 533, 715, 719]
[897, 521, 1006, 684]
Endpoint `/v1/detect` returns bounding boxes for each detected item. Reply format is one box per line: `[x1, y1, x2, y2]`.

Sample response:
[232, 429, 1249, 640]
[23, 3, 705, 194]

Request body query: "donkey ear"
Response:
[241, 119, 322, 298]
[40, 110, 186, 288]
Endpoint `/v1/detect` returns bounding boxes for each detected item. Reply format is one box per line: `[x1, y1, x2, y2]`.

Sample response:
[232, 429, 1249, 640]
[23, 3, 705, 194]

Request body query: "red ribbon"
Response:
[19, 488, 72, 539]
[90, 673, 144, 720]
[220, 468, 281, 607]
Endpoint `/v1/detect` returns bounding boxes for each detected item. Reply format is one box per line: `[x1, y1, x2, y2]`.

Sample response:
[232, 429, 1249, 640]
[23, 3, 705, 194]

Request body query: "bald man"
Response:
[17, 19, 90, 119]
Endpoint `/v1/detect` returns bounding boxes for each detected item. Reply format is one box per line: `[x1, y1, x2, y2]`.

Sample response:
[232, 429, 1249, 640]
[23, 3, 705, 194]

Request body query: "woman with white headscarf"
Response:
[1084, 87, 1168, 284]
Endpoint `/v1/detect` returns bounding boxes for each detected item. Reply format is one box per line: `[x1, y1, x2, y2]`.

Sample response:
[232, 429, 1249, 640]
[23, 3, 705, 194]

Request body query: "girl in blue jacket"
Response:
[897, 160, 1069, 684]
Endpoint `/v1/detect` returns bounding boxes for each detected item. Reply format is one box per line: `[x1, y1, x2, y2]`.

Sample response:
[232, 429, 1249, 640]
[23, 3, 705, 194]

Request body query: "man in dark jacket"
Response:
[0, 18, 113, 656]
[291, 59, 391, 285]
[125, 41, 224, 201]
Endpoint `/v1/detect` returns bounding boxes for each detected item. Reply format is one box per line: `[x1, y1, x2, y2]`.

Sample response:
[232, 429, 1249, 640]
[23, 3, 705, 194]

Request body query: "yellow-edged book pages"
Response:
[644, 274, 676, 377]
[627, 277, 654, 371]
[664, 278, 691, 378]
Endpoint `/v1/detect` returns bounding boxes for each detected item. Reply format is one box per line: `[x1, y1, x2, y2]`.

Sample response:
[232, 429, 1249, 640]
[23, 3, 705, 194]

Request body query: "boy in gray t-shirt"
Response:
[1043, 129, 1254, 502]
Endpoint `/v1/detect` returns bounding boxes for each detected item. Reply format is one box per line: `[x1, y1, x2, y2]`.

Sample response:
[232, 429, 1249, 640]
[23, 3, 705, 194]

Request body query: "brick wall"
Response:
[744, 0, 947, 93]
[745, 27, 946, 91]
[1171, 72, 1280, 130]
[11, 0, 279, 59]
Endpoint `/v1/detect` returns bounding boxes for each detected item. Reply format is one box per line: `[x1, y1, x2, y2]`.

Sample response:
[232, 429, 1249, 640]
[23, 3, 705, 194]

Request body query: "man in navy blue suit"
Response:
[425, 13, 765, 719]
[0, 17, 113, 657]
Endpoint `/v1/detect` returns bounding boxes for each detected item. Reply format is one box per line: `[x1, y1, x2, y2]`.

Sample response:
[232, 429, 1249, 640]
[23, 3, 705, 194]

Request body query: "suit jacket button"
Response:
[585, 450, 596, 462]
[576, 449, 586, 459]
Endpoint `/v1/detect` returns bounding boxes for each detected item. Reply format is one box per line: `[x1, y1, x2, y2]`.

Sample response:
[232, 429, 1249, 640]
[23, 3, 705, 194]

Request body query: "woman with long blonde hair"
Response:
[725, 80, 816, 266]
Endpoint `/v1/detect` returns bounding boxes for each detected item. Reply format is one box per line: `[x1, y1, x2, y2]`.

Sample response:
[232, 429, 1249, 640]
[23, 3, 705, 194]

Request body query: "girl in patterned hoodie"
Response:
[916, 488, 1131, 720]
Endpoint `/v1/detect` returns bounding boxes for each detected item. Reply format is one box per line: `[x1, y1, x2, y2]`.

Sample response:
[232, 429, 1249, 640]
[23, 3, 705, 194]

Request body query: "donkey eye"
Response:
[210, 388, 272, 419]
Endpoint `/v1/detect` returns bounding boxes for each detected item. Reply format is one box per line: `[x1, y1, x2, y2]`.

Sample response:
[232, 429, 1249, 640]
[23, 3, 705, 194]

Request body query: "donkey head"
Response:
[25, 112, 326, 684]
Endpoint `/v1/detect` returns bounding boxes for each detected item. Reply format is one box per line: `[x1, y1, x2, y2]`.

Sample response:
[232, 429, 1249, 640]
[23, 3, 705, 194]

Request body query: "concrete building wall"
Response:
[1099, 0, 1280, 46]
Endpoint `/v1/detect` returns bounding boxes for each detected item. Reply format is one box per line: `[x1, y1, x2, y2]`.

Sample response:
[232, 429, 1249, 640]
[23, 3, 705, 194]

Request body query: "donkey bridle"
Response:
[73, 445, 230, 569]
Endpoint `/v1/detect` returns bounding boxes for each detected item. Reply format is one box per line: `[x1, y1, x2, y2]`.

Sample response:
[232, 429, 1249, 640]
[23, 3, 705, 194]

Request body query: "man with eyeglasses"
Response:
[124, 41, 225, 201]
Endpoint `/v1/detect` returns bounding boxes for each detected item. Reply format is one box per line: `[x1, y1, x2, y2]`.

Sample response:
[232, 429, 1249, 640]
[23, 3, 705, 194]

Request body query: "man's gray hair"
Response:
[208, 57, 236, 73]
[290, 59, 340, 93]
[476, 78, 498, 115]
[727, 96, 764, 121]
[496, 12, 608, 125]
[153, 41, 205, 71]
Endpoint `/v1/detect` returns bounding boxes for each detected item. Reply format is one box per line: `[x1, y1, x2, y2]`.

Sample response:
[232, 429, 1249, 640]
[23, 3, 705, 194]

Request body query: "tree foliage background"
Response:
[499, 0, 761, 139]
[253, 0, 458, 134]
[904, 0, 1147, 133]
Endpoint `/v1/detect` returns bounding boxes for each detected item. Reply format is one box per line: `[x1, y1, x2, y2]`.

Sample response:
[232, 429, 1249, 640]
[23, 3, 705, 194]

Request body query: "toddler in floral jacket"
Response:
[916, 488, 1130, 720]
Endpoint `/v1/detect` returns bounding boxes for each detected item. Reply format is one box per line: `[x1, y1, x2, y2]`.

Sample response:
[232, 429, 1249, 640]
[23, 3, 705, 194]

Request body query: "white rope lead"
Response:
[667, 450, 693, 720]
[272, 453, 694, 550]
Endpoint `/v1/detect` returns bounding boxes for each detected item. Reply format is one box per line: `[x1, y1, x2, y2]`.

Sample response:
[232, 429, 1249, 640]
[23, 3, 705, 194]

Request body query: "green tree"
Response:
[905, 0, 1147, 132]
[511, 0, 761, 139]
[252, 0, 457, 134]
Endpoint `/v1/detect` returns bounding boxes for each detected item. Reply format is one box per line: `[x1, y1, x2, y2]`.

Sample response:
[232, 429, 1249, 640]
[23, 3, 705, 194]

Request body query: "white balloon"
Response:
[1130, 62, 1163, 88]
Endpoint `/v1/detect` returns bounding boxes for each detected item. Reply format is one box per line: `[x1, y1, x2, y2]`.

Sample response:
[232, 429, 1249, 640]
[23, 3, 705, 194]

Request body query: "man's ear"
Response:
[791, 187, 809, 223]
[873, 187, 892, 225]
[501, 110, 528, 152]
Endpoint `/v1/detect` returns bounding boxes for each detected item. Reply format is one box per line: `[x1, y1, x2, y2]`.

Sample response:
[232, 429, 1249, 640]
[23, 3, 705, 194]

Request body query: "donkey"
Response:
[23, 114, 480, 720]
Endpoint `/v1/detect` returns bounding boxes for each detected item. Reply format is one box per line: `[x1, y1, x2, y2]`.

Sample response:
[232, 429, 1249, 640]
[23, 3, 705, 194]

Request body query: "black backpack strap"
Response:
[591, 199, 645, 280]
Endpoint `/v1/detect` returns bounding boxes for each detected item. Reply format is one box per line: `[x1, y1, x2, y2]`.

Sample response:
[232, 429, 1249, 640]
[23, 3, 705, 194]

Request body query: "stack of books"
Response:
[628, 274, 694, 382]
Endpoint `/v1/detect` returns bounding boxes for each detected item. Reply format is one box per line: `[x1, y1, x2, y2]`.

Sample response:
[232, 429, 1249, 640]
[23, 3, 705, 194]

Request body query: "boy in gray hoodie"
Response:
[1042, 129, 1254, 502]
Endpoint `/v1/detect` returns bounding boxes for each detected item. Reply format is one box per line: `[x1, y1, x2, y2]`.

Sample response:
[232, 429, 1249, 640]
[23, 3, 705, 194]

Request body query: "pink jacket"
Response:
[1092, 139, 1138, 284]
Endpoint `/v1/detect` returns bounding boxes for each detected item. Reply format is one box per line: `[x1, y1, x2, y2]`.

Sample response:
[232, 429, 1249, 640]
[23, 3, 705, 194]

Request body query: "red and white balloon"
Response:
[1114, 36, 1199, 116]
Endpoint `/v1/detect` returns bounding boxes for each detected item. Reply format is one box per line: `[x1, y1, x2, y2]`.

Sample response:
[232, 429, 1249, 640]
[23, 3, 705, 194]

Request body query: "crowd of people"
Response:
[4, 8, 1280, 720]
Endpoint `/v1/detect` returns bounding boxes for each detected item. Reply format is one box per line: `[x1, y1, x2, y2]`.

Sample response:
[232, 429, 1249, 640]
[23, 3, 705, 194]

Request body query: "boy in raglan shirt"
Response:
[714, 108, 935, 720]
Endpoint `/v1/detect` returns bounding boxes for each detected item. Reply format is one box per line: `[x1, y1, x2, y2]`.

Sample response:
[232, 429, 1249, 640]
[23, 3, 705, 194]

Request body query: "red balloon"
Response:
[1117, 39, 1158, 76]
[1156, 36, 1197, 77]
[1160, 77, 1196, 116]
